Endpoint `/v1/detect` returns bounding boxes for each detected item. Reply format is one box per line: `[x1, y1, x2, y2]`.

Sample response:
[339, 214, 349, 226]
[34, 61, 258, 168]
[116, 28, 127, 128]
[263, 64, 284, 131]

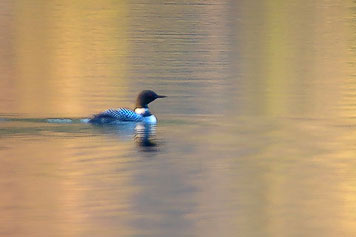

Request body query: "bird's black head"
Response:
[135, 90, 166, 108]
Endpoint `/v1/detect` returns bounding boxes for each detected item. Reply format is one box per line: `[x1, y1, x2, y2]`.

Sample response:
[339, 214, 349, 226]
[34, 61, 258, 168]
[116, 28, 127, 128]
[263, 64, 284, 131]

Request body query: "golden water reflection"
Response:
[239, 0, 354, 117]
[0, 0, 355, 236]
[0, 0, 130, 117]
[0, 133, 137, 236]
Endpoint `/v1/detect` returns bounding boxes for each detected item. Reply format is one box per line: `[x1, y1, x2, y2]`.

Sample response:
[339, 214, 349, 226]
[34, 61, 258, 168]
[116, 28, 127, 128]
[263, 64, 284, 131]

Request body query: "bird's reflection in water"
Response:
[134, 123, 158, 150]
[90, 122, 159, 151]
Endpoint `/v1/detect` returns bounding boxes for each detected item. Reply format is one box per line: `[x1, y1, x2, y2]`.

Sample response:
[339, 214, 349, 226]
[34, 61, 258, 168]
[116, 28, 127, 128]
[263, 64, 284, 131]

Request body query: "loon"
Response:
[89, 90, 166, 124]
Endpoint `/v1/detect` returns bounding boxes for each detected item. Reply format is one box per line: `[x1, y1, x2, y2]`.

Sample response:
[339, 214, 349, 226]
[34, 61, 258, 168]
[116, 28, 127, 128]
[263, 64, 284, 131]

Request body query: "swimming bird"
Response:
[89, 90, 166, 124]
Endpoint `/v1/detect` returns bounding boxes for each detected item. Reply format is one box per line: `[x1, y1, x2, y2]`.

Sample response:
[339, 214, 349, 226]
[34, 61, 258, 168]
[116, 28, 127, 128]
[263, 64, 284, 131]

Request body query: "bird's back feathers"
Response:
[89, 108, 143, 123]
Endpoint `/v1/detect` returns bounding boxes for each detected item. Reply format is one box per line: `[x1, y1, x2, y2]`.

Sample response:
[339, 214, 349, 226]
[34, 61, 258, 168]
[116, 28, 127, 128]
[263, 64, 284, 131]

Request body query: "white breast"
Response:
[134, 108, 157, 124]
[144, 115, 157, 124]
[134, 108, 148, 115]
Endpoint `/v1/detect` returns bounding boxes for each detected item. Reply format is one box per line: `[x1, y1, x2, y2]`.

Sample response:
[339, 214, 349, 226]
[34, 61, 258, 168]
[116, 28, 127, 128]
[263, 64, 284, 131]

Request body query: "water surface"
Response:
[0, 0, 356, 236]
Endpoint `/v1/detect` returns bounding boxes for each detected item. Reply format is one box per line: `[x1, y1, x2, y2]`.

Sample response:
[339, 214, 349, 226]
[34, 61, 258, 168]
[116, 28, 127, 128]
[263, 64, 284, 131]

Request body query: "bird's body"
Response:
[89, 90, 165, 124]
[134, 108, 157, 124]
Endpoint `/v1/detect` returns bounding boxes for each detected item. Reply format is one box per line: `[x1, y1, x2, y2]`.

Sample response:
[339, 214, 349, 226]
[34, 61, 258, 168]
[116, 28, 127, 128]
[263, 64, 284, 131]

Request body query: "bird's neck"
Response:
[135, 107, 152, 117]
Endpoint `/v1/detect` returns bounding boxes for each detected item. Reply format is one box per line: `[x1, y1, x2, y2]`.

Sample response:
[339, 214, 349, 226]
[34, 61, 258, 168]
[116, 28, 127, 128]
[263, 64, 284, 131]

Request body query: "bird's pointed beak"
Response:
[157, 95, 167, 98]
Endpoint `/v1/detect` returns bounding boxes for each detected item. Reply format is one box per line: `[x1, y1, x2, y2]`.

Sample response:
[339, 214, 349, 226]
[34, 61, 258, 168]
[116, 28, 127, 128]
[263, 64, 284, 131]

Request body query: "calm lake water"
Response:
[0, 0, 356, 236]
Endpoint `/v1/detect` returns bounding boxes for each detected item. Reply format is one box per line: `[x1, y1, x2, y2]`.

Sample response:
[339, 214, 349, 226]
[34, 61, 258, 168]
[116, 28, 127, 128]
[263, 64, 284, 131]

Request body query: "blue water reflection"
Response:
[90, 122, 159, 150]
